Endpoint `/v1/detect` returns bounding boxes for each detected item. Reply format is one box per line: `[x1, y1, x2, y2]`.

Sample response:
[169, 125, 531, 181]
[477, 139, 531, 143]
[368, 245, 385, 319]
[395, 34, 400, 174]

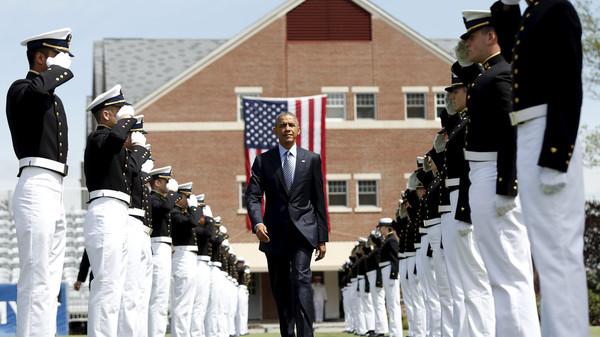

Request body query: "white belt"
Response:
[398, 253, 406, 258]
[438, 205, 452, 212]
[404, 252, 416, 257]
[424, 218, 441, 227]
[151, 236, 172, 244]
[357, 275, 365, 279]
[445, 178, 460, 187]
[19, 157, 68, 176]
[198, 255, 211, 262]
[173, 245, 198, 253]
[414, 243, 421, 249]
[239, 285, 247, 289]
[464, 150, 497, 161]
[128, 208, 145, 217]
[212, 261, 222, 268]
[89, 189, 130, 205]
[419, 228, 427, 234]
[379, 261, 391, 268]
[130, 218, 152, 236]
[351, 278, 357, 282]
[510, 104, 547, 126]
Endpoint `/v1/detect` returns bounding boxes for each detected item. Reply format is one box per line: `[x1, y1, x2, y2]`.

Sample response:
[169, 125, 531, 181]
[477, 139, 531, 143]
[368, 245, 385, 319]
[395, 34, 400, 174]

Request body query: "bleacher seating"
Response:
[0, 207, 89, 322]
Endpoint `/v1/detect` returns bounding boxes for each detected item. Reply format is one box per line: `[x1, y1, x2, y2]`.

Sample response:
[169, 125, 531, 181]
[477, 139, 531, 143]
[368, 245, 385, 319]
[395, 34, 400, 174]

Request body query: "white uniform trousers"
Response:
[351, 278, 363, 333]
[429, 224, 453, 337]
[228, 281, 238, 336]
[236, 284, 249, 335]
[205, 265, 224, 337]
[469, 161, 541, 337]
[517, 115, 588, 337]
[118, 217, 152, 337]
[381, 265, 403, 337]
[219, 271, 230, 337]
[416, 234, 441, 337]
[191, 258, 211, 337]
[342, 286, 353, 331]
[399, 258, 413, 337]
[84, 197, 129, 337]
[358, 275, 375, 334]
[13, 167, 66, 337]
[407, 255, 426, 337]
[367, 270, 389, 335]
[171, 247, 198, 337]
[148, 240, 172, 337]
[442, 190, 495, 337]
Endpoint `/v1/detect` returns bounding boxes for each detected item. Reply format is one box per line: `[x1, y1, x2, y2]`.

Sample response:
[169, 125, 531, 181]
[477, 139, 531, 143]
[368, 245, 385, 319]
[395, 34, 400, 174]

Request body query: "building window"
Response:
[239, 181, 247, 210]
[357, 180, 378, 207]
[327, 180, 348, 207]
[238, 93, 260, 121]
[355, 93, 376, 119]
[406, 93, 426, 119]
[325, 93, 346, 119]
[435, 92, 446, 119]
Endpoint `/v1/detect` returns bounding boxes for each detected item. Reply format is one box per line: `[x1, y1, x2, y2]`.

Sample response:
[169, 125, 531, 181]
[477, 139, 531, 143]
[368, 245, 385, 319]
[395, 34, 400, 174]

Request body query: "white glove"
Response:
[501, 0, 521, 4]
[116, 105, 135, 120]
[188, 194, 198, 208]
[203, 205, 213, 217]
[495, 195, 517, 216]
[141, 159, 154, 173]
[166, 178, 179, 192]
[46, 52, 72, 69]
[454, 40, 473, 67]
[130, 131, 146, 146]
[433, 133, 446, 153]
[540, 167, 567, 195]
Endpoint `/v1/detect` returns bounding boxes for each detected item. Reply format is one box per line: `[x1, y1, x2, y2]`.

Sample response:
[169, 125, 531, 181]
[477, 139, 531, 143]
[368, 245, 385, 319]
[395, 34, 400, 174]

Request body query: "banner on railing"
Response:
[0, 282, 68, 336]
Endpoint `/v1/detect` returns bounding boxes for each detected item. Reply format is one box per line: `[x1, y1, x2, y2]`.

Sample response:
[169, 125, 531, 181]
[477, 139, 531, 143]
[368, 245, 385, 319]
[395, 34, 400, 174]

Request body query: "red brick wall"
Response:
[141, 14, 451, 243]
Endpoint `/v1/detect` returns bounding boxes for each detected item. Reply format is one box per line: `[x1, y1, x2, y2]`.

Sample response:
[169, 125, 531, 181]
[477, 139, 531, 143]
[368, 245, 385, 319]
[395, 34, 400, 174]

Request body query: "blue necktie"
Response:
[282, 151, 294, 191]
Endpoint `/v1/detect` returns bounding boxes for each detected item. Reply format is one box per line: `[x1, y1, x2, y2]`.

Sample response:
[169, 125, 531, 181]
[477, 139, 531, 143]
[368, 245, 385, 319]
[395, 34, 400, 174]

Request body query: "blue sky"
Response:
[1, 0, 598, 199]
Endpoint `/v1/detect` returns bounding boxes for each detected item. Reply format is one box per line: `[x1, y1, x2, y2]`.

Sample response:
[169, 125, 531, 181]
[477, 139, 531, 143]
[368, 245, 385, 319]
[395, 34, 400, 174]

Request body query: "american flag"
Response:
[242, 94, 329, 230]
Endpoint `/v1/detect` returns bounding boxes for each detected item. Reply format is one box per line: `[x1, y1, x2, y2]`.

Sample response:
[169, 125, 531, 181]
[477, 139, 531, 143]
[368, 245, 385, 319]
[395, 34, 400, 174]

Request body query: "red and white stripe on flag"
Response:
[243, 94, 329, 231]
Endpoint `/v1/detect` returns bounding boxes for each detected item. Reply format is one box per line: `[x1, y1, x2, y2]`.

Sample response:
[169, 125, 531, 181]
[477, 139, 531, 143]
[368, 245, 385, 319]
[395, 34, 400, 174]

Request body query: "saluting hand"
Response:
[315, 242, 326, 261]
[255, 223, 270, 243]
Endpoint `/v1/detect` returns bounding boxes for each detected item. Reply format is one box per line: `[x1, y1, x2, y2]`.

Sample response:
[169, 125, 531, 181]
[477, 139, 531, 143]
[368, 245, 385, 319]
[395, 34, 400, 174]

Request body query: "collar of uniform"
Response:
[26, 70, 40, 79]
[481, 52, 503, 70]
[96, 124, 111, 130]
[526, 0, 541, 6]
[278, 143, 297, 159]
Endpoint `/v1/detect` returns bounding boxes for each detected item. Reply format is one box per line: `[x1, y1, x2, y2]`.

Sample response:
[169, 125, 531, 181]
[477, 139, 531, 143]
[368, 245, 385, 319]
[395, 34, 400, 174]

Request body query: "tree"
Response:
[586, 201, 600, 324]
[582, 125, 600, 168]
[575, 0, 600, 99]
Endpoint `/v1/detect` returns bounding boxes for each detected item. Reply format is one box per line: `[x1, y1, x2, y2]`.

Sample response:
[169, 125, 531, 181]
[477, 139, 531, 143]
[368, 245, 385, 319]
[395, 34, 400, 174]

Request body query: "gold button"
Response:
[514, 69, 519, 75]
[568, 152, 572, 157]
[516, 40, 521, 45]
[566, 160, 569, 165]
[526, 12, 531, 18]
[59, 152, 63, 157]
[550, 147, 558, 153]
[460, 207, 465, 211]
[467, 95, 471, 99]
[498, 177, 503, 182]
[64, 72, 68, 75]
[520, 26, 524, 31]
[514, 83, 519, 89]
[59, 132, 62, 136]
[60, 75, 64, 79]
[514, 97, 520, 104]
[56, 78, 59, 81]
[571, 144, 575, 149]
[514, 54, 519, 60]
[55, 101, 58, 105]
[513, 186, 517, 190]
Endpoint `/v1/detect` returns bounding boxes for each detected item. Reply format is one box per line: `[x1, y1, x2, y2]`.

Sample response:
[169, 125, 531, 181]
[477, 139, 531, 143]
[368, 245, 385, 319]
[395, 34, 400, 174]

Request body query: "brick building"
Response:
[90, 0, 455, 320]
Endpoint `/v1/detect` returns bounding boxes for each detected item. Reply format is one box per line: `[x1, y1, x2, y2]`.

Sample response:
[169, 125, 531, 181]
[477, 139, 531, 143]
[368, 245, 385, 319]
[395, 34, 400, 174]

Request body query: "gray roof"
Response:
[93, 38, 227, 104]
[431, 38, 459, 61]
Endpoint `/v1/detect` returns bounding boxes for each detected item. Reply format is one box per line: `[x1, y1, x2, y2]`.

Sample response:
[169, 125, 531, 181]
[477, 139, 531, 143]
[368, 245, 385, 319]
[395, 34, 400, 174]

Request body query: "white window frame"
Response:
[434, 91, 447, 120]
[236, 175, 248, 214]
[404, 92, 427, 120]
[326, 173, 352, 213]
[354, 92, 377, 120]
[235, 87, 263, 122]
[354, 173, 382, 212]
[322, 89, 348, 121]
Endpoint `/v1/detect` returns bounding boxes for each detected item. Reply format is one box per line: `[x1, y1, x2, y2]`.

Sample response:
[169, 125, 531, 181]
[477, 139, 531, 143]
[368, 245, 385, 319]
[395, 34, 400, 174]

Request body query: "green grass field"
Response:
[65, 326, 600, 336]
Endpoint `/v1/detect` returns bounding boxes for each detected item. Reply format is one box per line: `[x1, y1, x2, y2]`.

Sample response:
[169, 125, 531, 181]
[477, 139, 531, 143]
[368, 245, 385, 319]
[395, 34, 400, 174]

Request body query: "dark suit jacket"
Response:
[246, 146, 328, 254]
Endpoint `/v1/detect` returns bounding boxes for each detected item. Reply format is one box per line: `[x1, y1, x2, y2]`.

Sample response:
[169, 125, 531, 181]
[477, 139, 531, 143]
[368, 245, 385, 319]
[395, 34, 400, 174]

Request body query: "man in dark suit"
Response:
[246, 112, 328, 337]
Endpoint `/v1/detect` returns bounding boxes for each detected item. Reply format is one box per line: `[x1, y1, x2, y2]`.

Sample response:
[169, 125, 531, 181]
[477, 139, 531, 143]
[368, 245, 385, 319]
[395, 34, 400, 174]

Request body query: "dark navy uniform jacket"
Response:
[491, 0, 583, 172]
[7, 67, 73, 176]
